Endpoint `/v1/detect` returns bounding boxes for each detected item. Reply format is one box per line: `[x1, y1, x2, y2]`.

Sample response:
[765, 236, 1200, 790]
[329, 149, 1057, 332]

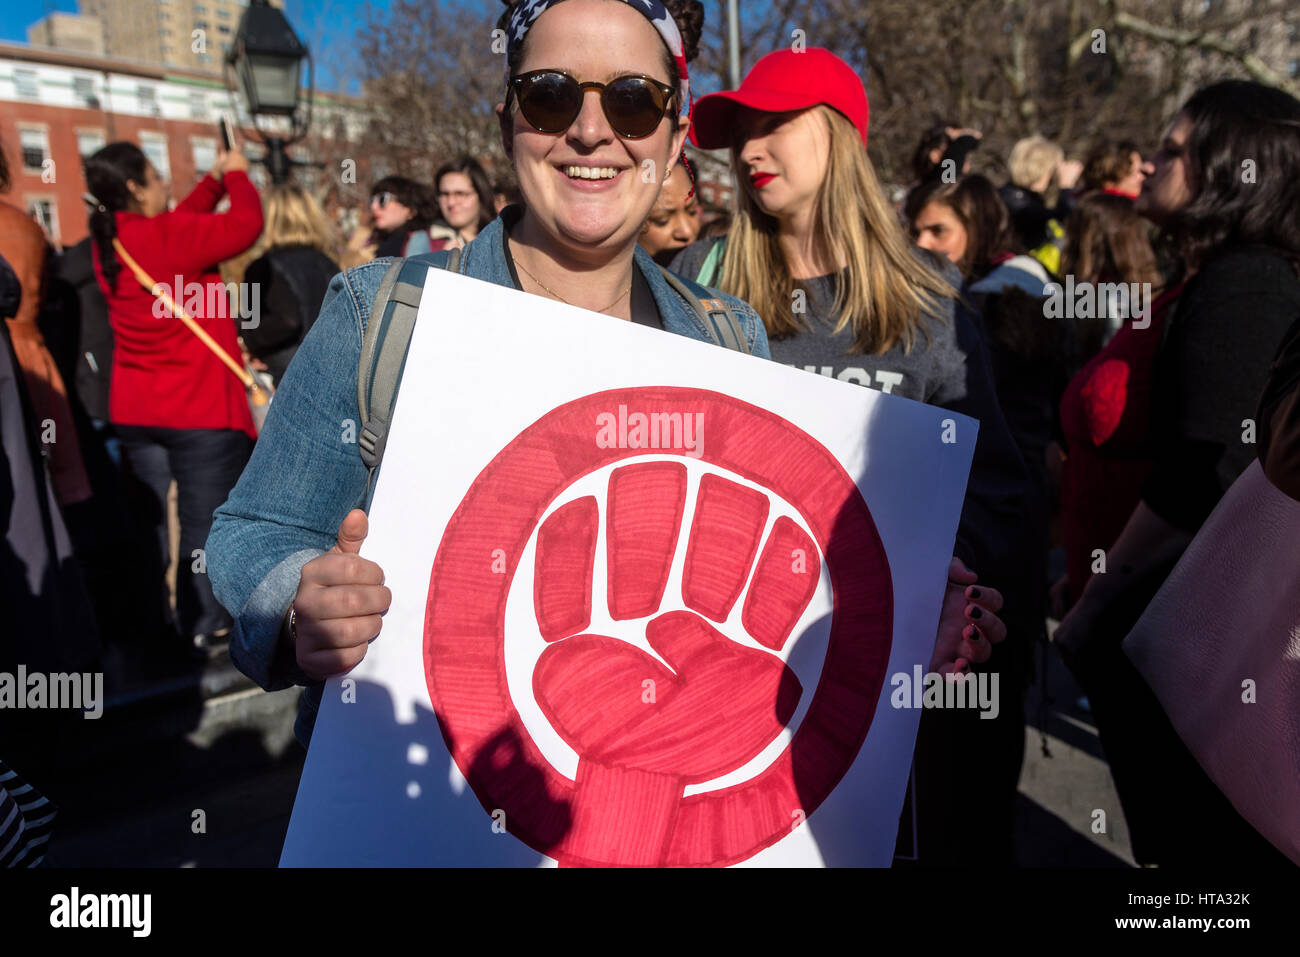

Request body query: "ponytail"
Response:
[83, 142, 149, 289]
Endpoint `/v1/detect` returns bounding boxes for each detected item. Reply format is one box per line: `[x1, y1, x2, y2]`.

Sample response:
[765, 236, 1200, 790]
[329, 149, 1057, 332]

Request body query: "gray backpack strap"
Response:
[357, 247, 461, 504]
[356, 257, 406, 437]
[658, 265, 752, 355]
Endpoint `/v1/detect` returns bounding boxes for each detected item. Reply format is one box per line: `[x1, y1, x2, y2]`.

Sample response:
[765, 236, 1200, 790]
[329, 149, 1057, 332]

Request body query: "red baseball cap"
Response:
[690, 47, 869, 150]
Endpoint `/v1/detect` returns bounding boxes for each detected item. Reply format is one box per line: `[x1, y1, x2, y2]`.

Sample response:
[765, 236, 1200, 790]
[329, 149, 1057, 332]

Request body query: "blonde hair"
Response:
[1007, 136, 1064, 190]
[261, 185, 339, 261]
[718, 106, 955, 354]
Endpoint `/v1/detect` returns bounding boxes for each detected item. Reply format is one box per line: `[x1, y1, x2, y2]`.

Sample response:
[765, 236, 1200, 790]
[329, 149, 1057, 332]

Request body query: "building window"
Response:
[73, 75, 99, 107]
[218, 25, 232, 35]
[191, 137, 218, 173]
[139, 133, 171, 181]
[188, 91, 210, 119]
[137, 83, 159, 114]
[14, 69, 39, 99]
[27, 198, 59, 243]
[18, 127, 50, 173]
[77, 129, 106, 159]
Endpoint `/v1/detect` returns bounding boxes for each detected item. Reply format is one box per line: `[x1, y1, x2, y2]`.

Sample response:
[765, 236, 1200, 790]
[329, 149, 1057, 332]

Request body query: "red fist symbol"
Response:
[425, 388, 894, 867]
[531, 463, 819, 865]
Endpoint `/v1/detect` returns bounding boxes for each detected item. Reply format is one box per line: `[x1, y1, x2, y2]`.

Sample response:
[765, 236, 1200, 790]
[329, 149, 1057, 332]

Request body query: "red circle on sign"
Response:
[424, 387, 893, 866]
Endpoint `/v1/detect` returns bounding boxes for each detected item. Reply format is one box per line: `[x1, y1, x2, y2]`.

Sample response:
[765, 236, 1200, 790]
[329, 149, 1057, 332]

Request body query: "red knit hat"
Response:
[690, 48, 869, 150]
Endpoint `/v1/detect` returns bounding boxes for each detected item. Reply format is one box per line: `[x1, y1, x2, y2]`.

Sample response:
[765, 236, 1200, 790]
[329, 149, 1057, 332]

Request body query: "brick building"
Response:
[0, 41, 369, 248]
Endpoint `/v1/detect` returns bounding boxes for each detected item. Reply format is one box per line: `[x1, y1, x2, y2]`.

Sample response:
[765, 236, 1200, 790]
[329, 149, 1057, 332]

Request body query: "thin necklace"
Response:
[511, 243, 632, 314]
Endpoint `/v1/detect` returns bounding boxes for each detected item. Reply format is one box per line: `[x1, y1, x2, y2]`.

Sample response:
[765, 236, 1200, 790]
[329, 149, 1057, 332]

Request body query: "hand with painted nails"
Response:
[930, 556, 1006, 674]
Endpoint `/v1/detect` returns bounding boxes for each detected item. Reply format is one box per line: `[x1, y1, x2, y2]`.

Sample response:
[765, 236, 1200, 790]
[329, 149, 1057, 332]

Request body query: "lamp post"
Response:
[224, 0, 314, 184]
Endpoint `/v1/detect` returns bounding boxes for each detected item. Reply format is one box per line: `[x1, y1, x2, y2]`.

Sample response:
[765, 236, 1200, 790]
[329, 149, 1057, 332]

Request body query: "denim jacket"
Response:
[206, 212, 769, 744]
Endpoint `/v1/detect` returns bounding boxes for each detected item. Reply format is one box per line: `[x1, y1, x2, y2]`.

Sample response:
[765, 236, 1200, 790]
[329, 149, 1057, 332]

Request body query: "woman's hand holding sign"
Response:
[292, 509, 392, 681]
[933, 556, 1005, 674]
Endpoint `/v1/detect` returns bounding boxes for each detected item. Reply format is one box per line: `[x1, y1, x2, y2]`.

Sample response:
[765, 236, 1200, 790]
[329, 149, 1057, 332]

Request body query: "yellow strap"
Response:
[112, 238, 264, 401]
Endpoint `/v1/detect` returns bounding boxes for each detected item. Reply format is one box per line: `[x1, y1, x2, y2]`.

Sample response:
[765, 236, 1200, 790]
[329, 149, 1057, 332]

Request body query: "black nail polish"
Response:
[968, 586, 982, 599]
[969, 606, 983, 620]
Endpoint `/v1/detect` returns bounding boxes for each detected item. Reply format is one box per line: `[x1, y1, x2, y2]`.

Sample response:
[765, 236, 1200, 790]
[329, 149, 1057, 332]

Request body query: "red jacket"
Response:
[1058, 282, 1184, 603]
[94, 171, 263, 438]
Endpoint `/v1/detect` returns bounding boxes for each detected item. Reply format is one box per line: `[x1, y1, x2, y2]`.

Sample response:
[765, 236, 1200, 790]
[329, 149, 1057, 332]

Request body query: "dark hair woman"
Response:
[1062, 192, 1161, 290]
[206, 0, 1003, 773]
[368, 175, 438, 258]
[1079, 139, 1145, 198]
[1059, 191, 1162, 350]
[1054, 79, 1300, 867]
[86, 140, 262, 650]
[432, 156, 496, 250]
[909, 121, 981, 187]
[904, 173, 1050, 294]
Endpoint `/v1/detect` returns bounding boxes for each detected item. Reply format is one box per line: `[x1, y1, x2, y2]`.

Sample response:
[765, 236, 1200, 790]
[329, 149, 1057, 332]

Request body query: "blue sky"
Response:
[1, 0, 380, 92]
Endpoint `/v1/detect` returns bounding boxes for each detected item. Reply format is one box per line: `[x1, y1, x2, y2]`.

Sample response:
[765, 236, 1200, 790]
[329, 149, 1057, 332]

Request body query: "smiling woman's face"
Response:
[502, 0, 690, 256]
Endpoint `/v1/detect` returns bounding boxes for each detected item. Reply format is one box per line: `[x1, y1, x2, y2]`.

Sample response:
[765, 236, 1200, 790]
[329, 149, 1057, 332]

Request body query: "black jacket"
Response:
[1145, 244, 1300, 530]
[56, 238, 113, 422]
[242, 244, 339, 387]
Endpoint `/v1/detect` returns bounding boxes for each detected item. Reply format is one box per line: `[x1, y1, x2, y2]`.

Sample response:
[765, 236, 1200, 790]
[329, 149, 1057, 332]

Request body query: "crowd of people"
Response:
[2, 0, 1298, 869]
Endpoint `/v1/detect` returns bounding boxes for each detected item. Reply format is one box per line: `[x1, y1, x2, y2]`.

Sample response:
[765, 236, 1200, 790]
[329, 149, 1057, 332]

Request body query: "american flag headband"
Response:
[504, 0, 691, 116]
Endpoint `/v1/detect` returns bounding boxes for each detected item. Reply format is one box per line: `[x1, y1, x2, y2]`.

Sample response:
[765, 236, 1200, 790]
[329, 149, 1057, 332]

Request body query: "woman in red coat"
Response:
[86, 142, 262, 650]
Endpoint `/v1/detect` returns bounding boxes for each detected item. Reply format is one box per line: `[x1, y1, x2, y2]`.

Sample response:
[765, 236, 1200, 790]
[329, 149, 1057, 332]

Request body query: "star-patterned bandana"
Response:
[504, 0, 690, 115]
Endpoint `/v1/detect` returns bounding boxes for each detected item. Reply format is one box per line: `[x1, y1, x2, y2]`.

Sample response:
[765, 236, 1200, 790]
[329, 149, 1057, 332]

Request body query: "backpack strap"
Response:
[357, 247, 461, 504]
[657, 265, 752, 355]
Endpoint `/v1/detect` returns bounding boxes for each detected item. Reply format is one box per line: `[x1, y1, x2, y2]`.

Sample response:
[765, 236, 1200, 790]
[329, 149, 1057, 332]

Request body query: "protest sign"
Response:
[280, 268, 976, 867]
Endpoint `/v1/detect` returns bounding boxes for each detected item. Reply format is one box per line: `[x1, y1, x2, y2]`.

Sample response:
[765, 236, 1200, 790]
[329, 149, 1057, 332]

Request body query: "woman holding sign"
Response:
[207, 0, 1003, 762]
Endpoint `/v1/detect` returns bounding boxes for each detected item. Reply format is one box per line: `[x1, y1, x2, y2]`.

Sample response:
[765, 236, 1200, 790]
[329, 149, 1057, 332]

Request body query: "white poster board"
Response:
[280, 267, 977, 867]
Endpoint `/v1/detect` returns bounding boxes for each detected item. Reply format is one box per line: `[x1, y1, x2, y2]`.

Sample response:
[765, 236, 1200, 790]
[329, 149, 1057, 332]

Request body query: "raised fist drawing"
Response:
[425, 387, 899, 867]
[529, 461, 821, 866]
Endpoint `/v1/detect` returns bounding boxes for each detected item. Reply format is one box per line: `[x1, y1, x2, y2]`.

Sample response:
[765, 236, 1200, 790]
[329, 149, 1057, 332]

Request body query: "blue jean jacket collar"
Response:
[457, 207, 735, 345]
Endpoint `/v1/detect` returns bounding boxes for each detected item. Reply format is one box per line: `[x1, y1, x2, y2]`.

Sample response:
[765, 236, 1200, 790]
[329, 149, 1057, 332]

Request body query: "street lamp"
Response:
[224, 0, 314, 184]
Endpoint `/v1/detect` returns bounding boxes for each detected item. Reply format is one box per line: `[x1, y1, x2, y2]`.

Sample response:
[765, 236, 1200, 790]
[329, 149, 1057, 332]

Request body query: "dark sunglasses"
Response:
[371, 191, 395, 208]
[507, 70, 676, 140]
